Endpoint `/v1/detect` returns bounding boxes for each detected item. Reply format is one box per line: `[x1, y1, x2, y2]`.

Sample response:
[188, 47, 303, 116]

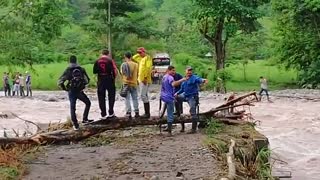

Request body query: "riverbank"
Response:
[1, 89, 319, 179]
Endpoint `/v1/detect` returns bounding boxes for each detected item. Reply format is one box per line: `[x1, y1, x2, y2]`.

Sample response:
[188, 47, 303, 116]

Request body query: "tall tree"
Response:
[193, 0, 269, 92]
[84, 0, 158, 57]
[0, 0, 69, 66]
[272, 0, 320, 88]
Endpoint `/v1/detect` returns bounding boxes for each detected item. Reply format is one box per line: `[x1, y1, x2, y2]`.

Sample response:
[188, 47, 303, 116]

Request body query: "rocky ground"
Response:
[1, 88, 320, 179]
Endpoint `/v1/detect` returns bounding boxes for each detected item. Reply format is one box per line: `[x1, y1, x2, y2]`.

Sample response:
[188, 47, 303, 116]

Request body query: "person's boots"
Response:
[187, 122, 197, 134]
[167, 122, 173, 136]
[134, 112, 140, 118]
[180, 122, 185, 133]
[126, 112, 132, 120]
[141, 103, 150, 118]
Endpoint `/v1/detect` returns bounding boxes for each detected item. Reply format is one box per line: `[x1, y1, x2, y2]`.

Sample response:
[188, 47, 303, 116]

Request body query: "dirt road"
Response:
[24, 131, 221, 180]
[1, 89, 320, 179]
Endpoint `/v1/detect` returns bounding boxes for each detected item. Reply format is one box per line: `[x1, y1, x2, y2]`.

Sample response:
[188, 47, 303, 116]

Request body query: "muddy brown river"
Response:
[0, 89, 319, 180]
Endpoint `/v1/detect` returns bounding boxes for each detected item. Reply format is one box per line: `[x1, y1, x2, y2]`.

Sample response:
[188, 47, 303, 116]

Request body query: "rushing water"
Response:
[1, 89, 320, 179]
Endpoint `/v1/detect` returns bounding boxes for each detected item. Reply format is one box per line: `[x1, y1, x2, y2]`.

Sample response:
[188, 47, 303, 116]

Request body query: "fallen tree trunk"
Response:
[0, 92, 257, 145]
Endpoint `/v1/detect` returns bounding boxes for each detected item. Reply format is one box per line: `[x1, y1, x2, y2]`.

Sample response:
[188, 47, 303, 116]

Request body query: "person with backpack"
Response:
[120, 52, 139, 119]
[93, 49, 118, 120]
[58, 55, 93, 130]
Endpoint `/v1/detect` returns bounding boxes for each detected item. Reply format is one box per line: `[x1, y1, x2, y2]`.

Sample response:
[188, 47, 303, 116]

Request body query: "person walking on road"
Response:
[58, 55, 93, 130]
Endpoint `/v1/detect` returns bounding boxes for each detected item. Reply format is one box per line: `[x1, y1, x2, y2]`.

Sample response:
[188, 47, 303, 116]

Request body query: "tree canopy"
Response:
[272, 0, 320, 88]
[1, 0, 319, 89]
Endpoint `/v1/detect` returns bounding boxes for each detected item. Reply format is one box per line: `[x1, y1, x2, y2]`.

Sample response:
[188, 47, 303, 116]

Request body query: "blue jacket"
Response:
[176, 75, 204, 98]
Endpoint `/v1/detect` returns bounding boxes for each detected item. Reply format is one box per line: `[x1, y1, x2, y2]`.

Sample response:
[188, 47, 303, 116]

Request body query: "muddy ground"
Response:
[24, 130, 223, 180]
[1, 88, 320, 180]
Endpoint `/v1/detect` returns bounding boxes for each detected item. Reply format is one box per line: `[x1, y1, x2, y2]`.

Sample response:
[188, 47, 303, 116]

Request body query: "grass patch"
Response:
[205, 118, 225, 137]
[1, 60, 297, 91]
[204, 120, 273, 179]
[0, 63, 122, 90]
[81, 135, 114, 147]
[0, 145, 42, 180]
[174, 60, 297, 91]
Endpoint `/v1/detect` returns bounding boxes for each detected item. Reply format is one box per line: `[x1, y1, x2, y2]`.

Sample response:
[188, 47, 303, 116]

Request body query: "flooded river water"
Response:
[0, 89, 319, 180]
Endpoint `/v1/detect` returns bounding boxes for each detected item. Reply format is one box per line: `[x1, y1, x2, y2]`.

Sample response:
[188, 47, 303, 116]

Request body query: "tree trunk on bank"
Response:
[0, 92, 258, 146]
[214, 19, 227, 93]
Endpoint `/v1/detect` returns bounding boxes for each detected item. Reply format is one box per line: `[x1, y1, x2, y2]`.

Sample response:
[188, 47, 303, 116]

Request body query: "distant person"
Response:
[160, 66, 187, 136]
[58, 55, 93, 130]
[19, 73, 25, 97]
[120, 52, 139, 119]
[3, 72, 11, 96]
[12, 74, 20, 96]
[25, 71, 32, 97]
[132, 47, 152, 118]
[93, 49, 117, 120]
[175, 66, 208, 133]
[259, 76, 271, 102]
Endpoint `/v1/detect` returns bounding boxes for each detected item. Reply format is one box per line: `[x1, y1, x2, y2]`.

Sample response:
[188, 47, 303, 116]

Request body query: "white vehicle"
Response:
[152, 53, 171, 84]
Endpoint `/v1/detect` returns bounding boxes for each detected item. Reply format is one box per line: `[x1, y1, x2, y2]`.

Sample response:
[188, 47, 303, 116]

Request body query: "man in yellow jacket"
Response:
[132, 47, 152, 118]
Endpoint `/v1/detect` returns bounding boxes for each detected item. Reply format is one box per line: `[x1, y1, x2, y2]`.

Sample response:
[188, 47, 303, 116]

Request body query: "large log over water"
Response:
[0, 92, 257, 145]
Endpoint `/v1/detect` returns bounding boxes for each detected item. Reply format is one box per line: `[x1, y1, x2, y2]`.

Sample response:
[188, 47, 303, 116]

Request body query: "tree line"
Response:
[0, 0, 319, 91]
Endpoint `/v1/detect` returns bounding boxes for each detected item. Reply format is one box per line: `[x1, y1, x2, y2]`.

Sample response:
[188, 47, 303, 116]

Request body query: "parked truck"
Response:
[152, 53, 171, 84]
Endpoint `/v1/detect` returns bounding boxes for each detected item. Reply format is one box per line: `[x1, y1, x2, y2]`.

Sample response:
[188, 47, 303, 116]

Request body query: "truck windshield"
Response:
[153, 58, 170, 66]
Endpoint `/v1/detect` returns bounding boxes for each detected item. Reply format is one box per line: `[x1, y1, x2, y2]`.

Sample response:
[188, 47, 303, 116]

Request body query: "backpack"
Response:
[69, 68, 86, 91]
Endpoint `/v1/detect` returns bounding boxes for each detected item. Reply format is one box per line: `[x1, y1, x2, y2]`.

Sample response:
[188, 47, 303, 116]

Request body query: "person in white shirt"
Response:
[259, 76, 271, 102]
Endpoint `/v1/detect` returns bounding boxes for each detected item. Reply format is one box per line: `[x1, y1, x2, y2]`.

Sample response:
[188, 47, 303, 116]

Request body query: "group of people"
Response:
[58, 47, 208, 135]
[2, 71, 32, 97]
[58, 48, 152, 130]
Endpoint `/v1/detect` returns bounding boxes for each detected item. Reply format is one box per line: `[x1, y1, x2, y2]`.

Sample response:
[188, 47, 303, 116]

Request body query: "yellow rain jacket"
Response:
[133, 53, 152, 84]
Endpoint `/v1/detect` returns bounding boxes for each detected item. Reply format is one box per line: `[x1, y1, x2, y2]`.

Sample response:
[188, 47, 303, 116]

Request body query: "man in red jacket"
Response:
[93, 49, 118, 120]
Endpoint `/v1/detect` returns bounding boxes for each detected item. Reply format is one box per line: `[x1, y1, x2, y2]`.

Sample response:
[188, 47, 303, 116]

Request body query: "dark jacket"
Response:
[58, 63, 90, 91]
[93, 55, 117, 82]
[173, 73, 183, 93]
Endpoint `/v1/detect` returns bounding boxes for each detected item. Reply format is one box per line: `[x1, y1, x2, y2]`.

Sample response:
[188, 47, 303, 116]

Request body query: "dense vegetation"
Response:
[0, 0, 318, 91]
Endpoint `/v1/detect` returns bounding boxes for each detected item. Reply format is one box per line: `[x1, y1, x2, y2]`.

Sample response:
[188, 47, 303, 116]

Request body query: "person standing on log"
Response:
[120, 52, 139, 119]
[132, 47, 152, 119]
[175, 66, 208, 134]
[58, 55, 93, 130]
[161, 66, 187, 136]
[173, 72, 183, 116]
[93, 49, 118, 120]
[259, 76, 271, 102]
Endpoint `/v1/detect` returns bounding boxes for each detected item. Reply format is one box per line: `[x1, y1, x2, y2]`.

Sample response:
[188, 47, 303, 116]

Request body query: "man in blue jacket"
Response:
[175, 66, 208, 133]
